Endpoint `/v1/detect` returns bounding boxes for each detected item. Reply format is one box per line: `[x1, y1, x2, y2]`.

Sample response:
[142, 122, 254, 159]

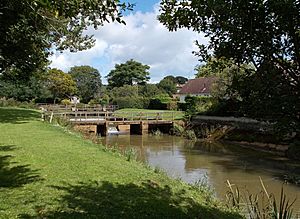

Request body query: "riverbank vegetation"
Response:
[226, 179, 297, 219]
[0, 107, 241, 218]
[159, 0, 299, 146]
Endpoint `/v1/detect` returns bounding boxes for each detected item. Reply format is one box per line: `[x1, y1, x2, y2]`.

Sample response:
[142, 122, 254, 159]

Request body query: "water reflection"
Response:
[101, 134, 300, 212]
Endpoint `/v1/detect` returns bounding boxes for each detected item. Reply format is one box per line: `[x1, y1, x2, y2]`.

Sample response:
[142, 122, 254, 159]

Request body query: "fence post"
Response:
[49, 112, 54, 123]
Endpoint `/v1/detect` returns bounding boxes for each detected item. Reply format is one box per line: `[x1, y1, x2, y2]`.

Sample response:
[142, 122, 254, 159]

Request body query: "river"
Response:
[101, 134, 300, 214]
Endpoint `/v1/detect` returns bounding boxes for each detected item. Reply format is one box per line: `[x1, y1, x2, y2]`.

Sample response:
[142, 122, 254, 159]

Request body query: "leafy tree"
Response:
[69, 66, 102, 103]
[138, 84, 165, 97]
[159, 0, 299, 80]
[110, 85, 139, 99]
[175, 76, 188, 84]
[162, 75, 188, 84]
[106, 59, 150, 88]
[45, 68, 77, 103]
[1, 0, 133, 77]
[195, 58, 237, 78]
[163, 75, 177, 83]
[159, 0, 300, 134]
[195, 57, 253, 99]
[109, 85, 149, 109]
[158, 78, 177, 96]
[0, 70, 51, 102]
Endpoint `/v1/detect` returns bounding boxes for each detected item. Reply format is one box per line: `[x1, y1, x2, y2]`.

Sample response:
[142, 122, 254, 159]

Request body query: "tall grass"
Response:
[225, 178, 297, 219]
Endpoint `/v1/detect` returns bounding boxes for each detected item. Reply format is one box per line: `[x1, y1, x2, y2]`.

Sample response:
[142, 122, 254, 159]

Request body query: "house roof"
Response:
[178, 77, 217, 94]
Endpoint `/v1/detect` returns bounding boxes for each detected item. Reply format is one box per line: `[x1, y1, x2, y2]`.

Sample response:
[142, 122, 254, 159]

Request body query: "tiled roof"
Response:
[178, 77, 217, 94]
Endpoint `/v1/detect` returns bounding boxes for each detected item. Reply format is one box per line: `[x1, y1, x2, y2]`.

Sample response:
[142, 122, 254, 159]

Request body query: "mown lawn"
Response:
[115, 108, 184, 120]
[0, 107, 241, 218]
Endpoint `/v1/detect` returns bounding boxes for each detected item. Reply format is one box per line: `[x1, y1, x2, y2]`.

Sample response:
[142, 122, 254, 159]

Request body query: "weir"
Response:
[95, 122, 171, 136]
[43, 109, 177, 136]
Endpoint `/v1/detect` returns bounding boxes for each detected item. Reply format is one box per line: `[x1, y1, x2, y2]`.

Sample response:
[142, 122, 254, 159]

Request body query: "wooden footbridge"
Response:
[41, 105, 180, 136]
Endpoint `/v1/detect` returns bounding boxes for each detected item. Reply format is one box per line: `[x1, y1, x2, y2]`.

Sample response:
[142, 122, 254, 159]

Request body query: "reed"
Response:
[225, 177, 297, 219]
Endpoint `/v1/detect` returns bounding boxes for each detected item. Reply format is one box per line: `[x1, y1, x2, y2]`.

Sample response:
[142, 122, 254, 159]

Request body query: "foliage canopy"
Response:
[158, 78, 177, 96]
[159, 0, 299, 86]
[159, 0, 300, 134]
[45, 68, 77, 103]
[69, 66, 102, 103]
[106, 59, 150, 88]
[0, 0, 133, 76]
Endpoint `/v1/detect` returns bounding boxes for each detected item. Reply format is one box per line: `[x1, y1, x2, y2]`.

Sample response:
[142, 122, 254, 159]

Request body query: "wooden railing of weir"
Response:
[39, 104, 119, 113]
[43, 111, 181, 123]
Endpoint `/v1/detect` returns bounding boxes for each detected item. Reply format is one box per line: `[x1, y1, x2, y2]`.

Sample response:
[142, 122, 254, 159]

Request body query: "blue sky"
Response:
[126, 0, 160, 13]
[50, 1, 206, 84]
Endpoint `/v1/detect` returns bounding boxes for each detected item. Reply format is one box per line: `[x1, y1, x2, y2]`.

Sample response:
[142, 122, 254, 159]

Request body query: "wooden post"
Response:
[49, 112, 54, 123]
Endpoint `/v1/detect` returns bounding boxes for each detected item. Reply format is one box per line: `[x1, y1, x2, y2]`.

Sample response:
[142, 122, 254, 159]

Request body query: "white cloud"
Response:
[49, 6, 207, 83]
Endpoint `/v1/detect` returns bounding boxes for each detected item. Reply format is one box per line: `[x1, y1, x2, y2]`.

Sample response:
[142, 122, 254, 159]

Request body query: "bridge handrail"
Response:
[43, 111, 181, 122]
[41, 104, 119, 112]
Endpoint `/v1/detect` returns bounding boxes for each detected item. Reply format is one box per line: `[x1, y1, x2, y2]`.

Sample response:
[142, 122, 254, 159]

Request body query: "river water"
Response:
[101, 134, 300, 214]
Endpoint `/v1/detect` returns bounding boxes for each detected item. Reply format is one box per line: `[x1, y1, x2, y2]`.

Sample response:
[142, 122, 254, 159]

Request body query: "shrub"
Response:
[148, 98, 168, 110]
[287, 141, 300, 160]
[88, 99, 99, 105]
[113, 96, 148, 109]
[61, 99, 71, 105]
[177, 102, 187, 111]
[0, 97, 35, 108]
[167, 101, 178, 110]
[171, 123, 185, 136]
[184, 129, 197, 140]
[89, 94, 110, 105]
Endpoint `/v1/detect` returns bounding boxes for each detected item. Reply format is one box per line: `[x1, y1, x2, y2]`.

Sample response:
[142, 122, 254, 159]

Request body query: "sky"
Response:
[49, 0, 207, 84]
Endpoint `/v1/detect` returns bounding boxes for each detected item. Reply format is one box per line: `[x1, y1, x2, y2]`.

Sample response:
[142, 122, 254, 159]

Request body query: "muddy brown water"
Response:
[101, 134, 300, 214]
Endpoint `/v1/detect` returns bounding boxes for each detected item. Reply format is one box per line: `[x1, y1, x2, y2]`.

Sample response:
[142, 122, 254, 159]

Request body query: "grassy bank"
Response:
[0, 107, 241, 218]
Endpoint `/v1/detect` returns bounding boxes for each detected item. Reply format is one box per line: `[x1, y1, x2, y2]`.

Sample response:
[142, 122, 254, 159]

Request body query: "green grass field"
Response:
[115, 108, 184, 120]
[0, 107, 241, 218]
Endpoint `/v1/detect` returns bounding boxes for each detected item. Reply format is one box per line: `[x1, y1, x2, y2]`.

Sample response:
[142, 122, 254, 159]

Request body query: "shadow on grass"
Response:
[20, 180, 242, 219]
[0, 108, 40, 124]
[0, 145, 17, 151]
[0, 145, 42, 188]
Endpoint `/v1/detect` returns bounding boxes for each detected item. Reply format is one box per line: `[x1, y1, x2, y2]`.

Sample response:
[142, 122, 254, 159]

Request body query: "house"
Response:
[70, 96, 80, 104]
[177, 77, 217, 102]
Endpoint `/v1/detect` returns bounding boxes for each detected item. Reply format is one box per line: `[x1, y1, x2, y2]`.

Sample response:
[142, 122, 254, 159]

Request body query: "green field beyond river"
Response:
[102, 134, 300, 216]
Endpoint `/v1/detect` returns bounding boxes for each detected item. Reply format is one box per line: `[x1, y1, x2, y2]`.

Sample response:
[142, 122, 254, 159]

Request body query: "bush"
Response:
[167, 101, 178, 110]
[0, 97, 35, 108]
[287, 141, 300, 160]
[113, 97, 149, 109]
[170, 123, 185, 136]
[148, 94, 173, 110]
[61, 99, 71, 105]
[206, 99, 242, 117]
[177, 102, 187, 111]
[184, 129, 197, 140]
[89, 94, 110, 105]
[148, 98, 168, 110]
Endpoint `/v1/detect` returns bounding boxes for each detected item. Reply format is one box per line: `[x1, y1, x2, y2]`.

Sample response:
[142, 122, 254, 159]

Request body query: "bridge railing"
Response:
[40, 104, 119, 113]
[43, 111, 182, 123]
